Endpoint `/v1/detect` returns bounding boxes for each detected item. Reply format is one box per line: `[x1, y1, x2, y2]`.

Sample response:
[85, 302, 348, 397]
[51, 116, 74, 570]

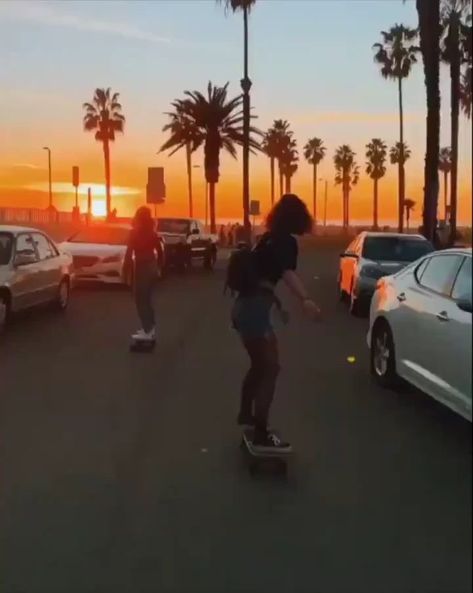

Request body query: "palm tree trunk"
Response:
[270, 157, 275, 205]
[398, 76, 405, 233]
[186, 143, 193, 218]
[313, 162, 318, 227]
[444, 170, 448, 220]
[208, 182, 216, 234]
[103, 139, 111, 218]
[449, 20, 460, 246]
[417, 0, 441, 245]
[279, 166, 283, 198]
[406, 208, 410, 230]
[285, 174, 291, 193]
[373, 178, 379, 230]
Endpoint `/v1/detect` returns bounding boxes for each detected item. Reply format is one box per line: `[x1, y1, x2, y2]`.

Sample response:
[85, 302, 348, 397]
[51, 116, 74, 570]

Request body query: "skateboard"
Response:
[129, 338, 156, 353]
[240, 428, 291, 476]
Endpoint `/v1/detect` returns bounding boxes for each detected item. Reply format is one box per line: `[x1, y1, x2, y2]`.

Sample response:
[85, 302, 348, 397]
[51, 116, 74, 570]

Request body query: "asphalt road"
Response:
[1, 242, 471, 593]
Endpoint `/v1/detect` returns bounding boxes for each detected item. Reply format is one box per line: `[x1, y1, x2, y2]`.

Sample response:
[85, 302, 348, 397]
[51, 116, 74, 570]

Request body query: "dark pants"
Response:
[240, 334, 280, 439]
[134, 260, 156, 332]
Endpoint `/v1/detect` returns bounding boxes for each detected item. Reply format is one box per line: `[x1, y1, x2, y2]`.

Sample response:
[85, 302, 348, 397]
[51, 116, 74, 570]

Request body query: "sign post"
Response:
[72, 166, 79, 208]
[146, 167, 166, 218]
[249, 199, 260, 237]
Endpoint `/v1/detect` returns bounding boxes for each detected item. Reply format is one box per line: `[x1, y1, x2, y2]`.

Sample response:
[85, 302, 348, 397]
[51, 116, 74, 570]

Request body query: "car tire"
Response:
[0, 292, 10, 334]
[55, 278, 70, 311]
[349, 282, 363, 316]
[337, 274, 347, 302]
[370, 320, 399, 388]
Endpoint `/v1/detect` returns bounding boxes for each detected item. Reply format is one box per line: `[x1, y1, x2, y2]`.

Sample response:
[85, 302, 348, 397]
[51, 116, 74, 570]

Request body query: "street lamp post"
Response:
[241, 4, 252, 244]
[43, 146, 52, 208]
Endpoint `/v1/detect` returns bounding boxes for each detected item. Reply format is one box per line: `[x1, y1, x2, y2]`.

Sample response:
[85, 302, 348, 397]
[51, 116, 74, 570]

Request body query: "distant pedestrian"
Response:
[228, 224, 234, 248]
[228, 194, 321, 452]
[219, 225, 226, 247]
[123, 206, 163, 342]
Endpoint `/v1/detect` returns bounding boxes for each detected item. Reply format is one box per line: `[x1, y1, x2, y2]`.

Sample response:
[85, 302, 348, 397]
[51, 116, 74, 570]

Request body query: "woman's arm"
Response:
[282, 269, 321, 320]
[122, 233, 134, 282]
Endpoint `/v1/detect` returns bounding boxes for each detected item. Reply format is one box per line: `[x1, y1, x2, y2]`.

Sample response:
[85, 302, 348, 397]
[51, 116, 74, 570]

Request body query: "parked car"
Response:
[59, 224, 165, 285]
[157, 217, 218, 271]
[338, 232, 434, 315]
[368, 248, 472, 421]
[0, 225, 73, 332]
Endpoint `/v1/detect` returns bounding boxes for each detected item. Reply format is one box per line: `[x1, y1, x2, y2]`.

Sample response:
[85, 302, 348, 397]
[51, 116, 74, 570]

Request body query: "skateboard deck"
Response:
[129, 338, 156, 353]
[241, 428, 291, 475]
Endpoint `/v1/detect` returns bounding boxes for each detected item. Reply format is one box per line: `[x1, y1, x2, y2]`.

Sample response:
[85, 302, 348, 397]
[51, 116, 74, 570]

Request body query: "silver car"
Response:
[338, 232, 434, 315]
[0, 225, 73, 332]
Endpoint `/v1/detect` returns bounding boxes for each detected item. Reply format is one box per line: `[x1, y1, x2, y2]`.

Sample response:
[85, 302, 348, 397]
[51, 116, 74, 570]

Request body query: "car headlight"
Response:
[360, 265, 383, 279]
[102, 254, 122, 263]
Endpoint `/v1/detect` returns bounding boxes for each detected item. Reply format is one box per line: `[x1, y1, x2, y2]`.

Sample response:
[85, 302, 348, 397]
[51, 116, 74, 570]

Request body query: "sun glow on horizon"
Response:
[91, 200, 107, 217]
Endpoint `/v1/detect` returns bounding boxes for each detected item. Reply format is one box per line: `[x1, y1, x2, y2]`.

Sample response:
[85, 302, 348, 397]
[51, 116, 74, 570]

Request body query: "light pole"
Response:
[241, 3, 252, 243]
[43, 146, 53, 208]
[319, 178, 328, 228]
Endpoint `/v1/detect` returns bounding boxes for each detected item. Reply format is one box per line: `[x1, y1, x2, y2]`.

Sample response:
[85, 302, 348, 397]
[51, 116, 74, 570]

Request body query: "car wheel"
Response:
[370, 320, 399, 388]
[337, 273, 347, 302]
[0, 292, 10, 334]
[349, 282, 363, 316]
[55, 278, 70, 311]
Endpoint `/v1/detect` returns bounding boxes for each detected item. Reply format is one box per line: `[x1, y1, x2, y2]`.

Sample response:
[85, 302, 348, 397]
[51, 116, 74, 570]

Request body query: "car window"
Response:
[419, 254, 464, 296]
[362, 236, 434, 262]
[15, 234, 37, 260]
[32, 233, 55, 260]
[157, 219, 190, 234]
[414, 257, 430, 282]
[0, 232, 13, 265]
[69, 226, 130, 245]
[451, 257, 472, 301]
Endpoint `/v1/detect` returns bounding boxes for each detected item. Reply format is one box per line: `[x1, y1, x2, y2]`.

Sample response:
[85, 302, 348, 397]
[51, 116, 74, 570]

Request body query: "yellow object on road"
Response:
[347, 356, 356, 364]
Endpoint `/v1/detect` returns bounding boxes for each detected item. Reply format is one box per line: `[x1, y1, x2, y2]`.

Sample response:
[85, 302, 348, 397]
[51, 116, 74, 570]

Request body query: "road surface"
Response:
[1, 242, 471, 593]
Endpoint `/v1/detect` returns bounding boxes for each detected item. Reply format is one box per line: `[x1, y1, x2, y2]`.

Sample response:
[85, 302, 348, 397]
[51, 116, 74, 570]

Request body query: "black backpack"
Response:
[225, 234, 271, 296]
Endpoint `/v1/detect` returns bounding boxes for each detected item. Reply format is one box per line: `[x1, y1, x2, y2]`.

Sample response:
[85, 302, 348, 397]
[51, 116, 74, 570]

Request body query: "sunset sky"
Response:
[0, 0, 471, 225]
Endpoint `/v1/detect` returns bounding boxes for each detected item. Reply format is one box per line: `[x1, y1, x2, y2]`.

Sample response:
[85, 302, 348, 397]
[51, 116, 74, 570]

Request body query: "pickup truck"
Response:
[157, 217, 218, 271]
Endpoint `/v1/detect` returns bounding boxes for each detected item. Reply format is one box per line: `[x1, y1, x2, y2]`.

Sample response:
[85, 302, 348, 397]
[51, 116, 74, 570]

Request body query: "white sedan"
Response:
[368, 248, 472, 421]
[60, 224, 165, 285]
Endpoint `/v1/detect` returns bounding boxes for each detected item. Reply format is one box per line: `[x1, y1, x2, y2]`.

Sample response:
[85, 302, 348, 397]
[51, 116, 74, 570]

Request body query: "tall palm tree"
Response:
[365, 138, 387, 230]
[82, 88, 125, 218]
[438, 146, 452, 221]
[403, 198, 416, 230]
[271, 119, 292, 197]
[279, 139, 298, 193]
[334, 145, 359, 230]
[171, 82, 260, 233]
[261, 127, 280, 206]
[460, 65, 472, 117]
[219, 0, 257, 240]
[415, 0, 441, 244]
[303, 137, 326, 225]
[373, 24, 418, 232]
[442, 0, 471, 246]
[159, 108, 204, 218]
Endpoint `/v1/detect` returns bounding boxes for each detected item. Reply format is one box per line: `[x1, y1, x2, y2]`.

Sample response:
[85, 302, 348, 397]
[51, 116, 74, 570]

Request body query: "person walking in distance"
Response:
[123, 206, 163, 341]
[228, 194, 321, 451]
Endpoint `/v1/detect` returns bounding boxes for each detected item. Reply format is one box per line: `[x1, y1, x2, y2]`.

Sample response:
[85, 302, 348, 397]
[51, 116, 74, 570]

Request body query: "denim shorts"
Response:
[231, 293, 274, 339]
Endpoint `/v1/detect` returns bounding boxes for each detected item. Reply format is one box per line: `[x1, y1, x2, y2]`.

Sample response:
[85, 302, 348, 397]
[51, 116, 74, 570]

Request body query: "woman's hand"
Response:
[302, 298, 322, 321]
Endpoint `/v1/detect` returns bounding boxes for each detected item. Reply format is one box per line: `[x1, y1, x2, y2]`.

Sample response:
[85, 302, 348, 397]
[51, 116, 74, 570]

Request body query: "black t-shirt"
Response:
[128, 228, 162, 263]
[254, 232, 298, 285]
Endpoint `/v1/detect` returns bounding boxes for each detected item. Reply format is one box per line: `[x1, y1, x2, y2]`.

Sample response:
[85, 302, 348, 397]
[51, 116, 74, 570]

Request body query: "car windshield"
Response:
[157, 218, 190, 234]
[362, 237, 434, 262]
[0, 232, 13, 265]
[68, 227, 130, 246]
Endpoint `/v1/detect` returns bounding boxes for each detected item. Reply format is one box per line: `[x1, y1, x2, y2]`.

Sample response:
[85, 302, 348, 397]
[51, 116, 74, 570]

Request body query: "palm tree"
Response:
[442, 0, 471, 246]
[303, 137, 326, 226]
[365, 139, 387, 230]
[82, 88, 125, 218]
[171, 82, 260, 233]
[271, 119, 292, 197]
[414, 0, 441, 244]
[373, 24, 418, 232]
[159, 107, 204, 218]
[334, 145, 359, 230]
[279, 139, 298, 193]
[460, 65, 472, 117]
[219, 0, 257, 240]
[261, 127, 280, 206]
[403, 198, 416, 230]
[438, 146, 452, 221]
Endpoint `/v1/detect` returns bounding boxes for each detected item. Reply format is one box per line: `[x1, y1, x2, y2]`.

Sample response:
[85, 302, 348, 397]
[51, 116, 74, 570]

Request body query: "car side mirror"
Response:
[456, 297, 473, 313]
[14, 252, 37, 267]
[341, 251, 358, 259]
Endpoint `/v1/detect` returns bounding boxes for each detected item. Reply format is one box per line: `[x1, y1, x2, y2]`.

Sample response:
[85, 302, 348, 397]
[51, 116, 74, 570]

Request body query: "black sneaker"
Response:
[253, 431, 292, 453]
[237, 412, 256, 426]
